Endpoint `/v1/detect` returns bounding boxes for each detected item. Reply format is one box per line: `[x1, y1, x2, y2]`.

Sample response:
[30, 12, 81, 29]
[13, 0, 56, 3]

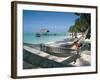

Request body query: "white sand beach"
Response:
[23, 29, 91, 69]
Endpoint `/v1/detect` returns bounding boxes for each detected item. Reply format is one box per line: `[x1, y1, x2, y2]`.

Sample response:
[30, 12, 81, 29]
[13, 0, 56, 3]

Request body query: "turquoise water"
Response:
[24, 32, 67, 44]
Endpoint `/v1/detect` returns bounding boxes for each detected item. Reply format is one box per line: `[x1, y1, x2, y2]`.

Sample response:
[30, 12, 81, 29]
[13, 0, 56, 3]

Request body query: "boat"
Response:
[35, 28, 50, 37]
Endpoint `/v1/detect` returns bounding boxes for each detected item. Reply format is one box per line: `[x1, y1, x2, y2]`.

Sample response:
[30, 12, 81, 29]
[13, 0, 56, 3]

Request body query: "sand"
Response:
[23, 35, 91, 68]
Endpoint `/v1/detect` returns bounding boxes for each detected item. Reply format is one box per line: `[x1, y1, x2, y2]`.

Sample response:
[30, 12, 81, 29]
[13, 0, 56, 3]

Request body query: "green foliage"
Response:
[68, 13, 91, 38]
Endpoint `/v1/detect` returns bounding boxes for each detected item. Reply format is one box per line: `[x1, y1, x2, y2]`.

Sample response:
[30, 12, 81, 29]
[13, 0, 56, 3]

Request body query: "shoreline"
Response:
[24, 33, 83, 45]
[23, 36, 91, 69]
[24, 33, 91, 51]
[24, 32, 77, 45]
[24, 36, 91, 48]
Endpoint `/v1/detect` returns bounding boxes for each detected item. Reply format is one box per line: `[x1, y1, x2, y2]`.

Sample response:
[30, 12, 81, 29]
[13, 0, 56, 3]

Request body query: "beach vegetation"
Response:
[68, 13, 91, 38]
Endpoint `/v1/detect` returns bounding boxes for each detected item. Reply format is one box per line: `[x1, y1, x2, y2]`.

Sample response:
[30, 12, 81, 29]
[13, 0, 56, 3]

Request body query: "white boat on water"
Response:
[36, 28, 50, 37]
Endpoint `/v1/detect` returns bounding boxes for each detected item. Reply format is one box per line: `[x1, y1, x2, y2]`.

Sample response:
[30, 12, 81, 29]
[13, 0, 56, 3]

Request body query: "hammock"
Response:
[42, 28, 89, 55]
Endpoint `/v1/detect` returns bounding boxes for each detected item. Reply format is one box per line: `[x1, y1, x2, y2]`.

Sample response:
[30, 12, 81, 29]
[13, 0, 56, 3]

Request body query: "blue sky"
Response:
[23, 10, 79, 33]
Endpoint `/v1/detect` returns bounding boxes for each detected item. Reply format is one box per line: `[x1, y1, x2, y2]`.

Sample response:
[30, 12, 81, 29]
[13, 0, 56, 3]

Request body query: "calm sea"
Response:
[23, 32, 68, 44]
